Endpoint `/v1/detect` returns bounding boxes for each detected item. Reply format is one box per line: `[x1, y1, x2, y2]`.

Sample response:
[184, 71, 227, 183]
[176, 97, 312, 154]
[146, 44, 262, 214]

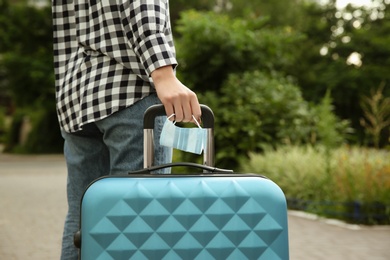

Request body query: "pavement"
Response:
[0, 154, 389, 260]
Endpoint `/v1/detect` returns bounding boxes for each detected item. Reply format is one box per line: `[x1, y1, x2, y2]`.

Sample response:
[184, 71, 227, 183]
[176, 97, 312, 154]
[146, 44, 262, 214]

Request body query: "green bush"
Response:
[176, 10, 303, 92]
[4, 108, 63, 154]
[0, 1, 54, 108]
[242, 145, 390, 225]
[0, 107, 5, 142]
[174, 10, 321, 169]
[0, 1, 62, 153]
[199, 70, 315, 168]
[23, 108, 63, 153]
[3, 109, 24, 152]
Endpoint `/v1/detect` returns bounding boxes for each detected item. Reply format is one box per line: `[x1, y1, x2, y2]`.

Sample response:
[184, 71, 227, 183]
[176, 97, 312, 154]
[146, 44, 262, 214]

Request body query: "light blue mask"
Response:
[159, 115, 207, 155]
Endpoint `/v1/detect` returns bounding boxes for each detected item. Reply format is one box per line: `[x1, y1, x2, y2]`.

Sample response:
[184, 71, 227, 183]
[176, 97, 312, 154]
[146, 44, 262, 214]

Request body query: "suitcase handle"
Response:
[143, 104, 215, 168]
[130, 162, 233, 174]
[143, 104, 214, 129]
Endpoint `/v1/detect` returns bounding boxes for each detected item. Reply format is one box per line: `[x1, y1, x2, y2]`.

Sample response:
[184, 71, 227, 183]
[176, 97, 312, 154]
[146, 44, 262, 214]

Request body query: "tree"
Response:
[0, 0, 62, 153]
[289, 1, 390, 146]
[0, 0, 54, 109]
[175, 10, 351, 168]
[176, 10, 303, 93]
[215, 0, 306, 28]
[360, 84, 390, 148]
[169, 0, 214, 31]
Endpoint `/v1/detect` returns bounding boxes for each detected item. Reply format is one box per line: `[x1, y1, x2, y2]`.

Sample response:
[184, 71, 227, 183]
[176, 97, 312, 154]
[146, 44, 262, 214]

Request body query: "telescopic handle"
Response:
[143, 104, 215, 168]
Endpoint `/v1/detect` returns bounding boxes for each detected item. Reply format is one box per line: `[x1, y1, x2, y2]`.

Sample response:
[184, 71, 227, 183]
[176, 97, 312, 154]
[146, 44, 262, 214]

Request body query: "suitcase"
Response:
[74, 104, 289, 260]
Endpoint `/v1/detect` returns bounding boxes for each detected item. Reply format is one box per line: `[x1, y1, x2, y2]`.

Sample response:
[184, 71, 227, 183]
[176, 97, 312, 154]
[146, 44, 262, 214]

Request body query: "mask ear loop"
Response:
[167, 114, 202, 128]
[192, 115, 202, 129]
[167, 114, 176, 124]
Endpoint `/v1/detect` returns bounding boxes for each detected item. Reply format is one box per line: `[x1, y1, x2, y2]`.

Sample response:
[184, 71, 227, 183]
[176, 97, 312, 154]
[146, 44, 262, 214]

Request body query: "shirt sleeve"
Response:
[121, 0, 177, 76]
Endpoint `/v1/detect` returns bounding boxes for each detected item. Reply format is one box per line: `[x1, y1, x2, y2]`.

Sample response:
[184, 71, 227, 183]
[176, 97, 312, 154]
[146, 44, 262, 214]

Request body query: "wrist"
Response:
[151, 65, 175, 85]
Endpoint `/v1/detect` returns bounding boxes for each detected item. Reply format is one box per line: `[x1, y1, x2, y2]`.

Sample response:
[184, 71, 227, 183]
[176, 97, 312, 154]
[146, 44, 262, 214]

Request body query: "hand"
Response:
[151, 66, 201, 123]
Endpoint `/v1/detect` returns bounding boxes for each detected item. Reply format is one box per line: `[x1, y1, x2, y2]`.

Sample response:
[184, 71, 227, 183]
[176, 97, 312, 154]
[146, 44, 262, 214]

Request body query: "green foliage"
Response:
[310, 90, 353, 174]
[360, 84, 390, 148]
[199, 70, 314, 168]
[1, 51, 55, 107]
[242, 145, 390, 225]
[23, 108, 63, 153]
[175, 8, 355, 169]
[291, 2, 390, 146]
[168, 0, 213, 27]
[312, 90, 354, 152]
[0, 0, 54, 108]
[223, 0, 306, 28]
[176, 10, 304, 92]
[0, 1, 61, 153]
[4, 108, 63, 153]
[1, 0, 388, 157]
[3, 109, 24, 152]
[0, 107, 6, 142]
[196, 70, 351, 169]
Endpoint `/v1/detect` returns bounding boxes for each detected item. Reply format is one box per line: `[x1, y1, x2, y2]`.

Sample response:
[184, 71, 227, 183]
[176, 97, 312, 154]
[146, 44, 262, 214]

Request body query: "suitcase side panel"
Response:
[80, 175, 289, 260]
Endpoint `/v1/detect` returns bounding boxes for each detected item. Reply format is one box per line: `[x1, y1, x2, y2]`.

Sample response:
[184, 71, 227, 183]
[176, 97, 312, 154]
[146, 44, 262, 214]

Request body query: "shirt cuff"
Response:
[134, 32, 178, 76]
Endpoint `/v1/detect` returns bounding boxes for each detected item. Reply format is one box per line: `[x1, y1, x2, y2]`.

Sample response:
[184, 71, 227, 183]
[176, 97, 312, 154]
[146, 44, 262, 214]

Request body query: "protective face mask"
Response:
[159, 114, 207, 155]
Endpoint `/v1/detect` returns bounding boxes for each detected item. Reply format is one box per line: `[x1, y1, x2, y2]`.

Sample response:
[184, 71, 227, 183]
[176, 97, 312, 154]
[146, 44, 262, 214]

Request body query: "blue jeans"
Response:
[60, 94, 172, 260]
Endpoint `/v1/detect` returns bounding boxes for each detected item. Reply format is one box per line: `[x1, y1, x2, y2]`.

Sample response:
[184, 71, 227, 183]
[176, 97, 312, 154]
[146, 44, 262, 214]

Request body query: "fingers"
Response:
[152, 67, 201, 124]
[177, 93, 193, 123]
[163, 89, 200, 123]
[189, 94, 202, 123]
[163, 103, 175, 121]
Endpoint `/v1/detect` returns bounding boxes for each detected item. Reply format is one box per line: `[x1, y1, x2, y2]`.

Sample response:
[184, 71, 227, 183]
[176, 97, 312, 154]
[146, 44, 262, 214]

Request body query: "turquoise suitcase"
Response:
[74, 105, 289, 260]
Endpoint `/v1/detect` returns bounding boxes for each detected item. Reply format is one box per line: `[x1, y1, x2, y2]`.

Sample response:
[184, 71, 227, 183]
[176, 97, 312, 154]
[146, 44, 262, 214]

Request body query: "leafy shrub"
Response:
[174, 10, 343, 169]
[0, 107, 5, 142]
[3, 109, 24, 152]
[242, 145, 390, 225]
[186, 69, 351, 170]
[0, 2, 54, 108]
[4, 108, 63, 154]
[360, 84, 390, 148]
[176, 10, 303, 93]
[168, 0, 214, 26]
[199, 70, 314, 168]
[23, 108, 63, 153]
[0, 1, 62, 153]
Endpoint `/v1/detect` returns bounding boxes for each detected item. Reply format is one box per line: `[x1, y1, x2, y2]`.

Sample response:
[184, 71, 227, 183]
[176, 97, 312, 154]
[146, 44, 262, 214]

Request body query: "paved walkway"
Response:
[0, 154, 389, 259]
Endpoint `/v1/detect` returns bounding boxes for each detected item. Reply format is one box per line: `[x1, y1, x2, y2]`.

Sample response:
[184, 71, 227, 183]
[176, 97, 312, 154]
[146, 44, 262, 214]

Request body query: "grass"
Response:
[241, 145, 390, 225]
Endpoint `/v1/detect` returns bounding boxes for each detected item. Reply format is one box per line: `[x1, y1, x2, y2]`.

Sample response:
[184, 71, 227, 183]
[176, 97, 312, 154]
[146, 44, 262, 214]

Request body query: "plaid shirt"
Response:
[52, 0, 177, 133]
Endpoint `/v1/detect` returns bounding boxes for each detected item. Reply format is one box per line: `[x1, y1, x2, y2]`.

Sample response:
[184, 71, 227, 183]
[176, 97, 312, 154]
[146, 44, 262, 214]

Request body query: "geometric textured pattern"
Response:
[81, 176, 289, 259]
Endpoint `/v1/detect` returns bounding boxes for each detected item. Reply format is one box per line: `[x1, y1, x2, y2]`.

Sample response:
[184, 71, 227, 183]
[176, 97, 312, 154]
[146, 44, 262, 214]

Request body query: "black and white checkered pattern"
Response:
[52, 0, 177, 132]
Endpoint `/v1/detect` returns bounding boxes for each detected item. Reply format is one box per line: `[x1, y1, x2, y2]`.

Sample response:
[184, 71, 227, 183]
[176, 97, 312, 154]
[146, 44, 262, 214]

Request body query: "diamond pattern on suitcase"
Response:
[84, 178, 285, 260]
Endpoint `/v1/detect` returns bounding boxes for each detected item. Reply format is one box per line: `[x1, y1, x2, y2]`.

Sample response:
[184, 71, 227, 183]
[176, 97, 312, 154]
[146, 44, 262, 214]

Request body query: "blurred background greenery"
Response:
[0, 0, 389, 224]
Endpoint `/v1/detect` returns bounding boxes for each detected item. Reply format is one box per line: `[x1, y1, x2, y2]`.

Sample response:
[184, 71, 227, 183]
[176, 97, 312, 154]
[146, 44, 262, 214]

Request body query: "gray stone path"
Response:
[0, 155, 389, 259]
